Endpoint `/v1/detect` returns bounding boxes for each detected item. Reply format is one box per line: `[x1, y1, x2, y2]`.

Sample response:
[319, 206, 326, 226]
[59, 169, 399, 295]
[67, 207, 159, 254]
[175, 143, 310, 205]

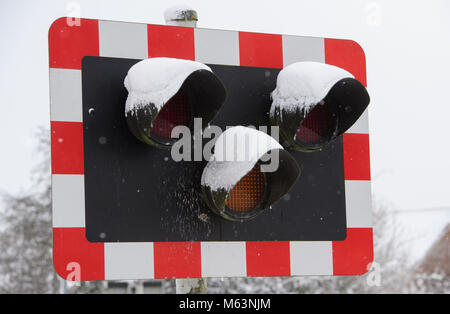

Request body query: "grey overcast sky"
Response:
[1, 0, 449, 213]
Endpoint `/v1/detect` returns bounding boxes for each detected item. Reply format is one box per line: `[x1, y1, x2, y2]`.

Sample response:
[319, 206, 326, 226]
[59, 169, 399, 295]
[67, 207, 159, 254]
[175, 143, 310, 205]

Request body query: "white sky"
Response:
[1, 0, 450, 217]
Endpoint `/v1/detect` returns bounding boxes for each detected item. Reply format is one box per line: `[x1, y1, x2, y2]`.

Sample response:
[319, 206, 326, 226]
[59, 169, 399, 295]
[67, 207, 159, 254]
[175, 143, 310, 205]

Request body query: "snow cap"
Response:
[271, 61, 354, 114]
[201, 126, 282, 192]
[124, 57, 211, 115]
[164, 5, 198, 26]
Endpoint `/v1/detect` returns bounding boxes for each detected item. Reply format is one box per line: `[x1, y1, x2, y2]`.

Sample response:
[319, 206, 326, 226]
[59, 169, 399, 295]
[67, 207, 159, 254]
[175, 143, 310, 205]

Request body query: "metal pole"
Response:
[164, 5, 198, 28]
[163, 5, 206, 295]
[176, 278, 207, 294]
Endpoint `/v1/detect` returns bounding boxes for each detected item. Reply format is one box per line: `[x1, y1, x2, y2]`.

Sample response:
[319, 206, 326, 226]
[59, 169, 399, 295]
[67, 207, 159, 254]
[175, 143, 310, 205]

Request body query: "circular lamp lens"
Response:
[150, 90, 193, 144]
[225, 164, 266, 213]
[295, 102, 337, 150]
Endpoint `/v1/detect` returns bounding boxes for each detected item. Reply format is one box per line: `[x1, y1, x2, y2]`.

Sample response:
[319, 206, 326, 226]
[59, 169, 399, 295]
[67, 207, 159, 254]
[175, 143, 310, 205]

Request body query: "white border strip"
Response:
[201, 242, 247, 277]
[52, 174, 85, 228]
[49, 68, 83, 123]
[290, 241, 333, 275]
[345, 180, 373, 228]
[105, 242, 154, 280]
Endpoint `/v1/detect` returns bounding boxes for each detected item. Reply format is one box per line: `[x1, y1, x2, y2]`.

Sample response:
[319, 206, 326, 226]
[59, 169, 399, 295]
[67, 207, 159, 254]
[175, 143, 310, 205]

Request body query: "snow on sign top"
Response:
[271, 61, 354, 114]
[202, 126, 282, 192]
[163, 4, 197, 23]
[124, 57, 211, 115]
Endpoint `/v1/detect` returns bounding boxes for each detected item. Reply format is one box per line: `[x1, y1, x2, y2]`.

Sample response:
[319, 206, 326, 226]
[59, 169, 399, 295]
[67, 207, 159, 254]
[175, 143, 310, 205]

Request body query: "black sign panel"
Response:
[81, 56, 346, 242]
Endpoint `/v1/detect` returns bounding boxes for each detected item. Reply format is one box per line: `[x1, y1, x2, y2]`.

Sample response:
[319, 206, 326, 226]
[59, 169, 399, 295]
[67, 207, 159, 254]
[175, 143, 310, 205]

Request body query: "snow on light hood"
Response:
[124, 57, 211, 115]
[270, 61, 354, 114]
[201, 126, 282, 192]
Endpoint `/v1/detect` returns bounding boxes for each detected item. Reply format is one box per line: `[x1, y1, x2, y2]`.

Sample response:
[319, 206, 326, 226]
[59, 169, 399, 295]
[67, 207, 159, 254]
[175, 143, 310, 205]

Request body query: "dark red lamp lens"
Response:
[296, 103, 335, 145]
[151, 91, 192, 139]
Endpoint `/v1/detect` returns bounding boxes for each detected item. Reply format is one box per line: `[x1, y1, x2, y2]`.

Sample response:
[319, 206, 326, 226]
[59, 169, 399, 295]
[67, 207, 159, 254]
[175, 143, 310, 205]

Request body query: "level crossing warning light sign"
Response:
[49, 17, 373, 281]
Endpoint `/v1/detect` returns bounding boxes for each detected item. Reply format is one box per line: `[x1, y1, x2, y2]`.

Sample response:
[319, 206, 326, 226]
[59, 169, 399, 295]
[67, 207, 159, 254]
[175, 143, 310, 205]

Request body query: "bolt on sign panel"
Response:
[49, 17, 373, 280]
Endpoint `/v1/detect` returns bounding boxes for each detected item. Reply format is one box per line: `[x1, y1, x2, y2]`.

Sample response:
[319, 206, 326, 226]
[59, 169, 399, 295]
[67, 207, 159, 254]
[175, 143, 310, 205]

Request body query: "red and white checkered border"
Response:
[49, 17, 373, 281]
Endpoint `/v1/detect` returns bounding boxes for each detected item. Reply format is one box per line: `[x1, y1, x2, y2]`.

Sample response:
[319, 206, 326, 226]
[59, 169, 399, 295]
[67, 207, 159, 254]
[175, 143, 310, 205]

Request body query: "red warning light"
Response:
[296, 103, 335, 145]
[151, 91, 192, 139]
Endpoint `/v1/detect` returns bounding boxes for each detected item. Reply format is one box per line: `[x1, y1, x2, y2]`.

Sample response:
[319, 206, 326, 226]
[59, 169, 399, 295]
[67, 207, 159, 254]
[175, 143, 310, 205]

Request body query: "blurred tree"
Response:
[0, 128, 58, 293]
[0, 128, 111, 293]
[410, 224, 450, 293]
[0, 191, 59, 293]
